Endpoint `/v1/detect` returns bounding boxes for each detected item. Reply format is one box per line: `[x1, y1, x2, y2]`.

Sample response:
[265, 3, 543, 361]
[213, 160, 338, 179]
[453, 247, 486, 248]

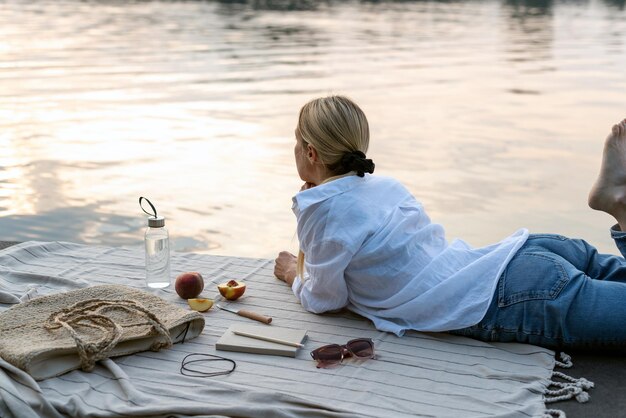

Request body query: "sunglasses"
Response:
[310, 338, 375, 368]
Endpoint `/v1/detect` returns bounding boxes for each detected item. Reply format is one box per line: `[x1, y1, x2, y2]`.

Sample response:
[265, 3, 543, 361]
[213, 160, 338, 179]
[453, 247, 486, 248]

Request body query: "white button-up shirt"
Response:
[291, 174, 528, 336]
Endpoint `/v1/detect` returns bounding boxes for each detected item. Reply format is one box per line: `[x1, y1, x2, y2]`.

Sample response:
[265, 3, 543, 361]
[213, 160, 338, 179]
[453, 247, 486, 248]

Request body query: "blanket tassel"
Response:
[554, 352, 573, 368]
[543, 352, 594, 418]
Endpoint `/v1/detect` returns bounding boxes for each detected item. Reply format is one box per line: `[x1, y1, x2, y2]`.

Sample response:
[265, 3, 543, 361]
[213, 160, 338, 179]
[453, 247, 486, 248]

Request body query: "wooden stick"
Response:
[233, 330, 304, 348]
[237, 309, 272, 324]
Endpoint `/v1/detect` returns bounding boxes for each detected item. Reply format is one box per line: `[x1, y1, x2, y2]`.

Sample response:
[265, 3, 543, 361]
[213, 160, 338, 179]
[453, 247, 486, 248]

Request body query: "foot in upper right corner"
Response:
[588, 119, 626, 216]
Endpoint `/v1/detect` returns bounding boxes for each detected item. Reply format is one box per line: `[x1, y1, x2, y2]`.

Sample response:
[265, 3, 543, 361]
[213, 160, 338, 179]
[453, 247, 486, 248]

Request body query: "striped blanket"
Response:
[0, 241, 559, 417]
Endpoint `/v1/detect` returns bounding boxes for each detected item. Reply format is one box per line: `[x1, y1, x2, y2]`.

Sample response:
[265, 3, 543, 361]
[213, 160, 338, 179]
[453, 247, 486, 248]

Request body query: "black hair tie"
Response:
[341, 150, 375, 177]
[180, 353, 236, 378]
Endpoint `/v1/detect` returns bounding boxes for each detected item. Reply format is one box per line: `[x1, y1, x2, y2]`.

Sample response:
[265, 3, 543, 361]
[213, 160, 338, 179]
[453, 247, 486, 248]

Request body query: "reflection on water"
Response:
[1, 0, 625, 258]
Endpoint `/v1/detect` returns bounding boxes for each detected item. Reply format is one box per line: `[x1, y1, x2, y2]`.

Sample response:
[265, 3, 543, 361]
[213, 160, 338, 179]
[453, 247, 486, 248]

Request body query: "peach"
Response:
[175, 272, 204, 299]
[187, 298, 213, 312]
[217, 279, 246, 301]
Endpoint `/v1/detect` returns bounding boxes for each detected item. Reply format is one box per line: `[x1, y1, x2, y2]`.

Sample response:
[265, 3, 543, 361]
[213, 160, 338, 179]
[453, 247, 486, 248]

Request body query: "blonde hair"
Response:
[296, 95, 370, 174]
[295, 95, 372, 279]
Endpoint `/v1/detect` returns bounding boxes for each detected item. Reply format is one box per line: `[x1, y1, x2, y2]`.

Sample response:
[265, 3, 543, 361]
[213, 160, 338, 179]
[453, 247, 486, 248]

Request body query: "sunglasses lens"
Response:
[347, 339, 374, 358]
[312, 345, 342, 368]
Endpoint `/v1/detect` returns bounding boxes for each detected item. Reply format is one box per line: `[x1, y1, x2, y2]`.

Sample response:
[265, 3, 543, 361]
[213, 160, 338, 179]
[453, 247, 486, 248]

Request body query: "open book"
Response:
[216, 324, 307, 357]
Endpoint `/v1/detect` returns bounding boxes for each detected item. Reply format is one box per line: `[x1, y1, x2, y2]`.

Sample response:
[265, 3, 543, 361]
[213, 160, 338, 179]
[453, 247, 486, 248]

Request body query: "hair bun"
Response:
[341, 151, 375, 177]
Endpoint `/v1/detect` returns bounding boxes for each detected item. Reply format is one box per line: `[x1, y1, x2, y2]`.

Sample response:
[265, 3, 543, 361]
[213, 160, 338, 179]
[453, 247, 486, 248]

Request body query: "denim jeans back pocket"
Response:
[498, 251, 571, 307]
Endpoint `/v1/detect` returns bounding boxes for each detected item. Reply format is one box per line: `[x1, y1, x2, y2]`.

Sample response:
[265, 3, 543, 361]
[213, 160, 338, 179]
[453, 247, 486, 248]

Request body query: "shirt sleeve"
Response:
[290, 239, 352, 314]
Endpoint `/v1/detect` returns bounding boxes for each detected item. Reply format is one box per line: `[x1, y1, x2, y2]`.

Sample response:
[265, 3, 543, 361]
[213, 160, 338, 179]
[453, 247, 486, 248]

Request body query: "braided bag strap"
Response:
[44, 299, 172, 372]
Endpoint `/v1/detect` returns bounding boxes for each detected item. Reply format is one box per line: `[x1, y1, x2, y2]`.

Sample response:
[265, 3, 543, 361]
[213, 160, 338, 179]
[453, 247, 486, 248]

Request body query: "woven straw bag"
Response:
[0, 284, 205, 380]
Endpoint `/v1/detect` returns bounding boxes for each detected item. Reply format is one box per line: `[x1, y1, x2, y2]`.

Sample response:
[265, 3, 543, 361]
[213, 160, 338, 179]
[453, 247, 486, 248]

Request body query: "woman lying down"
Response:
[274, 95, 626, 351]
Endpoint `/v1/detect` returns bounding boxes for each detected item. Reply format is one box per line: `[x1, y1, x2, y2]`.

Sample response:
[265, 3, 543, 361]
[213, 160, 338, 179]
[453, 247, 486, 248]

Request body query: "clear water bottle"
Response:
[140, 197, 171, 288]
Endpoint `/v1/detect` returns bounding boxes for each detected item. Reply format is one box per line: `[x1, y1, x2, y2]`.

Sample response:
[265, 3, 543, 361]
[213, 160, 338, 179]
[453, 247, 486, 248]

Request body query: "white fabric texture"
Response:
[0, 241, 555, 418]
[291, 174, 529, 334]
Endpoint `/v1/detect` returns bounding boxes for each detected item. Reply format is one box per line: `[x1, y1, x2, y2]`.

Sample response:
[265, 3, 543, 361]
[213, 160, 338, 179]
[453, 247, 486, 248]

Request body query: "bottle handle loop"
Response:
[139, 197, 158, 218]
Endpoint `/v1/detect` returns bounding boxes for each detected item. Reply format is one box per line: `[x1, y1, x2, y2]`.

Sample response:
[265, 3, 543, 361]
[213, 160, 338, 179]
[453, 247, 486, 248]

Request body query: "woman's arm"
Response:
[275, 240, 351, 313]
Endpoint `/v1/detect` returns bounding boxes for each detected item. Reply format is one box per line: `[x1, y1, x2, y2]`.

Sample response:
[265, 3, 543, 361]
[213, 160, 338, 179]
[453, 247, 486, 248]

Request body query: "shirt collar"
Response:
[292, 174, 367, 216]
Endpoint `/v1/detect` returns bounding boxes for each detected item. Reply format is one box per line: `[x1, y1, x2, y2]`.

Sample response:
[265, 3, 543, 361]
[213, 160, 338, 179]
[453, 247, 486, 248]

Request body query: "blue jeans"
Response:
[450, 227, 626, 350]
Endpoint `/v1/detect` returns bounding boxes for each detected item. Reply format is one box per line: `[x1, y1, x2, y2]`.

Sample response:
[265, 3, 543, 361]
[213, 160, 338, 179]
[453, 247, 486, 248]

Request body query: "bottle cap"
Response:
[148, 216, 165, 228]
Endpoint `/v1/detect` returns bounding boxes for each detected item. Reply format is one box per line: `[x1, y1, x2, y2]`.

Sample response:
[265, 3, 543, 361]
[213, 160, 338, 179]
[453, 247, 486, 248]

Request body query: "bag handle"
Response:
[45, 299, 172, 372]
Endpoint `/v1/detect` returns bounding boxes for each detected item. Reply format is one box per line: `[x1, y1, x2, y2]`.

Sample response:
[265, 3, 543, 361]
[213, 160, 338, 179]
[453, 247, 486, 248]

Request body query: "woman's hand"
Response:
[274, 251, 297, 286]
[300, 182, 316, 191]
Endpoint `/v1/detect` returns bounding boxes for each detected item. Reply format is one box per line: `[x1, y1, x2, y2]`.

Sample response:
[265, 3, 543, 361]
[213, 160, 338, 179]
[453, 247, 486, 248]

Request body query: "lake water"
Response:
[1, 0, 625, 258]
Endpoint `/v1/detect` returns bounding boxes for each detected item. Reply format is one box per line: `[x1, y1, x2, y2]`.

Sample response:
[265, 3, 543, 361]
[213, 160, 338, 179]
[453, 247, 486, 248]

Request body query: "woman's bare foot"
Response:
[588, 119, 626, 229]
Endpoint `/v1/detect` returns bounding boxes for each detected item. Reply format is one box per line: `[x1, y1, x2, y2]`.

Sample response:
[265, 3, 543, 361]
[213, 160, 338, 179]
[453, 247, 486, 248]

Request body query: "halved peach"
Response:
[217, 280, 246, 301]
[187, 298, 214, 312]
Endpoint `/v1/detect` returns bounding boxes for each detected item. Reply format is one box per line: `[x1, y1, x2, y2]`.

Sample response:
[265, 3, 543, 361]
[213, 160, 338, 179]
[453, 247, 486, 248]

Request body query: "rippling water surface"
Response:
[2, 0, 625, 257]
